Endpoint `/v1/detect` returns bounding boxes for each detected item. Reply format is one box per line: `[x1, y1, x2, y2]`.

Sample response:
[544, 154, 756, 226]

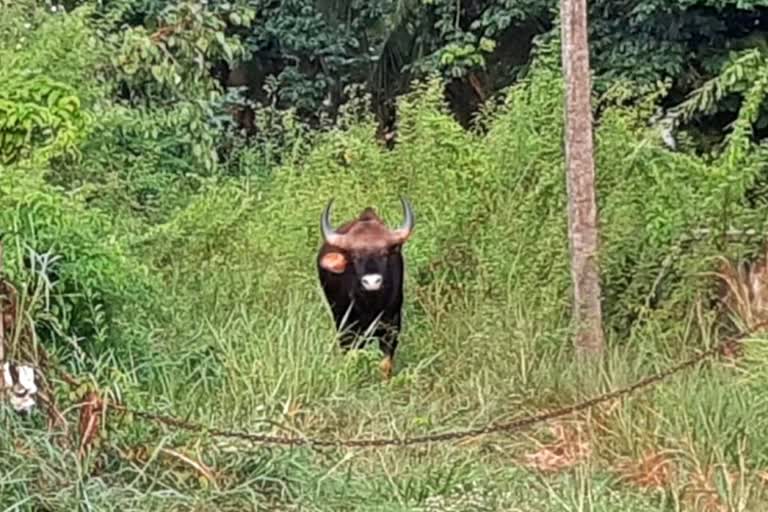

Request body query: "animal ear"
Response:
[320, 252, 348, 274]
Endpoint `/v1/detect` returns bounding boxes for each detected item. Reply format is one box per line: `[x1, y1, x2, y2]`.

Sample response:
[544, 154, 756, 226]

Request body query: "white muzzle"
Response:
[361, 273, 383, 291]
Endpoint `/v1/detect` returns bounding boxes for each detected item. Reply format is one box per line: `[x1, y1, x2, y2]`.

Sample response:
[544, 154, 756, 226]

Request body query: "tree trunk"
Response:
[560, 0, 605, 355]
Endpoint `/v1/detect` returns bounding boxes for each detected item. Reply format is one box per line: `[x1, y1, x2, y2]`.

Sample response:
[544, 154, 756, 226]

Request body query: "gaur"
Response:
[316, 197, 415, 379]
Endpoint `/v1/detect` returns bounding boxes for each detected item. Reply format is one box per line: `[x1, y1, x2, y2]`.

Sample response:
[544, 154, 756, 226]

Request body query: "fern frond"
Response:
[722, 65, 768, 166]
[670, 48, 768, 124]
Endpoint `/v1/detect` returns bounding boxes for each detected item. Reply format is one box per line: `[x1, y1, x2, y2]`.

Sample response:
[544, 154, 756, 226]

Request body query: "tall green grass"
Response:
[4, 45, 768, 512]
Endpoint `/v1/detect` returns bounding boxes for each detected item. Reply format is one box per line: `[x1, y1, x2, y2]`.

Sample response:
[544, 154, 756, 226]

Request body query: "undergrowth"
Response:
[2, 5, 768, 511]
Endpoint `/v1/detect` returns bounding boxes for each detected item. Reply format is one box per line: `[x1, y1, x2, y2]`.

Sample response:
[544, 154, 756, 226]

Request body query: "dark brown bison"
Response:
[316, 197, 415, 379]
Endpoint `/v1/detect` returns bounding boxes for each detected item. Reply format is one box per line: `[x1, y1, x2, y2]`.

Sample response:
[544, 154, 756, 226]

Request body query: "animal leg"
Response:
[379, 355, 394, 380]
[376, 320, 400, 380]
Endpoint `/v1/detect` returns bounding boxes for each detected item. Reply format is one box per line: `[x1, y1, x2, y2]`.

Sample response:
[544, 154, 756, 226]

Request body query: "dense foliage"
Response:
[2, 1, 768, 510]
[48, 0, 768, 137]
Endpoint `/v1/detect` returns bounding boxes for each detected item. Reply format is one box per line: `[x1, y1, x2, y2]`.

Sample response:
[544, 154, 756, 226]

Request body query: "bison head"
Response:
[319, 197, 414, 292]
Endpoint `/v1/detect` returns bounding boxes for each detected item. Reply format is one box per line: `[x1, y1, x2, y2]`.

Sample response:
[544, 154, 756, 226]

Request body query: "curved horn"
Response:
[390, 196, 415, 243]
[320, 198, 335, 241]
[320, 198, 345, 247]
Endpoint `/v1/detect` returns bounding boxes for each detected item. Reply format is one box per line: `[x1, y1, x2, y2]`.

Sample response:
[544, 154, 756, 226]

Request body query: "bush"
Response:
[0, 162, 155, 366]
[145, 59, 767, 356]
[0, 2, 159, 372]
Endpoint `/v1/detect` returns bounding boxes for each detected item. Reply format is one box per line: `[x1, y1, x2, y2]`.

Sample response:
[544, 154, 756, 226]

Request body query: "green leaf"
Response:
[150, 65, 164, 82]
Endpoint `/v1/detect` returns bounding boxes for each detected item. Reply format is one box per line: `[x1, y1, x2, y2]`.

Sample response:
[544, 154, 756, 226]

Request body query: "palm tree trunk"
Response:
[560, 0, 605, 355]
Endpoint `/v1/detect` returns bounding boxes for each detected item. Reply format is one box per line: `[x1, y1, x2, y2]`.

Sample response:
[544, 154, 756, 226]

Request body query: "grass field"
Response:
[3, 281, 767, 511]
[3, 62, 768, 511]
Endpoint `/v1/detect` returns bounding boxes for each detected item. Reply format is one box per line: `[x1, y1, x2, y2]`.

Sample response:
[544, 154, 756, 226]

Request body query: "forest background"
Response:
[3, 0, 768, 509]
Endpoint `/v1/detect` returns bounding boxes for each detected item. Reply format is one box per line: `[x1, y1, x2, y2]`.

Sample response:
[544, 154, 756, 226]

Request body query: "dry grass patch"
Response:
[680, 464, 740, 512]
[521, 421, 592, 473]
[715, 243, 768, 332]
[615, 449, 676, 490]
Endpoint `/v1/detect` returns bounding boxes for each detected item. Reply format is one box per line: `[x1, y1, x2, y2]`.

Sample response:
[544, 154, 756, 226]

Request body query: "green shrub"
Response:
[0, 74, 90, 164]
[0, 2, 160, 371]
[0, 162, 156, 369]
[147, 60, 767, 357]
[0, 3, 100, 164]
[0, 1, 107, 104]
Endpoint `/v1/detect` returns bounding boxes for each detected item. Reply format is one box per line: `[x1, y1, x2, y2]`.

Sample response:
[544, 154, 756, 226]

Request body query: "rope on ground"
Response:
[104, 332, 752, 449]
